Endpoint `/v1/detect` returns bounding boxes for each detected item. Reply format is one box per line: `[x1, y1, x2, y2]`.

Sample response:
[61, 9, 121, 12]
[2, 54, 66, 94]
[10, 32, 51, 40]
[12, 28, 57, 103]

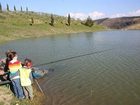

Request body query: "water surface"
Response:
[0, 30, 140, 105]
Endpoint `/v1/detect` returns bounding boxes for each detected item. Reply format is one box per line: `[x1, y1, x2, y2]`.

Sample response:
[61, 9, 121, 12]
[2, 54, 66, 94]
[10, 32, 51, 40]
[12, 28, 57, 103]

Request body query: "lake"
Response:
[0, 30, 140, 105]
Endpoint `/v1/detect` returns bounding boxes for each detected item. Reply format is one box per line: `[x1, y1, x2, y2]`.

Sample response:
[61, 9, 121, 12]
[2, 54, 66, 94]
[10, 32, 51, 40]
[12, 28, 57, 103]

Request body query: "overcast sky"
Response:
[1, 0, 140, 20]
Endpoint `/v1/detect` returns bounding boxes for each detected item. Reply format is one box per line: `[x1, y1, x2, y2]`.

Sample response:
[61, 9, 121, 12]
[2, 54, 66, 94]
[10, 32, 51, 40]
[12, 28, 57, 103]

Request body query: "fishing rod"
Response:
[34, 79, 44, 94]
[35, 48, 113, 67]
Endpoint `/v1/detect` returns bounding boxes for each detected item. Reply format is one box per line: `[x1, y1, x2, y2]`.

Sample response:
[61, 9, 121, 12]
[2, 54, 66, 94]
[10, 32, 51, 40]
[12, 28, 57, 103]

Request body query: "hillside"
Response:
[94, 16, 140, 29]
[0, 11, 105, 43]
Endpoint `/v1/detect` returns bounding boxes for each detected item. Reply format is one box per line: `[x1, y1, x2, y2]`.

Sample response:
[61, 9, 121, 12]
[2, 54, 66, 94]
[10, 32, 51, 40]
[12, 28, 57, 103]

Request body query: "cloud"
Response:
[70, 12, 88, 20]
[69, 9, 140, 20]
[111, 9, 140, 18]
[70, 11, 106, 20]
[128, 9, 140, 16]
[111, 13, 126, 18]
[88, 11, 105, 19]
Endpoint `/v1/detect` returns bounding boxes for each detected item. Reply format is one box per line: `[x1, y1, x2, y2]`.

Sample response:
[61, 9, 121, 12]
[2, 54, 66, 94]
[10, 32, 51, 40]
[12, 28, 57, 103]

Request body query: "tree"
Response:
[50, 14, 54, 26]
[26, 7, 28, 12]
[84, 16, 93, 27]
[21, 6, 23, 12]
[7, 4, 10, 11]
[67, 14, 71, 26]
[31, 17, 34, 24]
[14, 5, 16, 12]
[30, 17, 34, 26]
[0, 3, 2, 12]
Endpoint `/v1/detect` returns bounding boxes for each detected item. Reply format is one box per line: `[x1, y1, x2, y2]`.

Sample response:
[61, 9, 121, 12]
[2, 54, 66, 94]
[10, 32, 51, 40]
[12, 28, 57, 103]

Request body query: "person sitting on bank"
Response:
[8, 51, 24, 99]
[0, 66, 4, 75]
[19, 58, 33, 100]
[0, 50, 14, 72]
[0, 66, 7, 81]
[0, 50, 14, 81]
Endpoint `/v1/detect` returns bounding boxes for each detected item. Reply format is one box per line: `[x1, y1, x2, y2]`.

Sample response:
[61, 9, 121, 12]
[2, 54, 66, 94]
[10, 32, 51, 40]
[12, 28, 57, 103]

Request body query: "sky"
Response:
[0, 0, 140, 20]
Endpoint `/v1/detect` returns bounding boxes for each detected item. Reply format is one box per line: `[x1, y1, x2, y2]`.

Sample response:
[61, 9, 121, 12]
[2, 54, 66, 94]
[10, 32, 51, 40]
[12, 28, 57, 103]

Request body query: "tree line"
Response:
[0, 3, 94, 27]
[0, 3, 28, 12]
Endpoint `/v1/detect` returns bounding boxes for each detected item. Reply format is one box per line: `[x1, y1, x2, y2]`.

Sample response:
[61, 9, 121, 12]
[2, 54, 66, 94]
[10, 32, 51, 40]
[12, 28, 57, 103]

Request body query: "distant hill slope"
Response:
[0, 11, 105, 43]
[94, 16, 140, 29]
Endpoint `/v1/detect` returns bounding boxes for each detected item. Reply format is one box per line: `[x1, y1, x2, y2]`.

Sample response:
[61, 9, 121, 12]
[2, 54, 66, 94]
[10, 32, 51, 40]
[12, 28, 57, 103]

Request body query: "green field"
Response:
[0, 11, 106, 43]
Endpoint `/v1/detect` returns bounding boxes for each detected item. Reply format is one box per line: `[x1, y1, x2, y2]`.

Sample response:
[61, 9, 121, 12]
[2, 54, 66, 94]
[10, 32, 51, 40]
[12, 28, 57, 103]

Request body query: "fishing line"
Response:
[35, 48, 113, 67]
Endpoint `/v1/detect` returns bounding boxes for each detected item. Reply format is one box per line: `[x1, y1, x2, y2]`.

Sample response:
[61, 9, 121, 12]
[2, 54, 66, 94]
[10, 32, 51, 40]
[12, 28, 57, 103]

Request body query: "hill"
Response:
[94, 16, 140, 29]
[0, 11, 105, 43]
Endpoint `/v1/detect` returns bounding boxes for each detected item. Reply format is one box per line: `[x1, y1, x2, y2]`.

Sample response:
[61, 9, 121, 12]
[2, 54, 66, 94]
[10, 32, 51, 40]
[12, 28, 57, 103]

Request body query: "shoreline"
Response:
[0, 29, 107, 44]
[1, 28, 140, 44]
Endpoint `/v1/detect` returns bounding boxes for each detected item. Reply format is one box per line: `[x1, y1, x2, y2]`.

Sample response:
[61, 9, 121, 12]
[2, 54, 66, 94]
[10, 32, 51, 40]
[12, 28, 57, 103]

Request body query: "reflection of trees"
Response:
[85, 32, 95, 51]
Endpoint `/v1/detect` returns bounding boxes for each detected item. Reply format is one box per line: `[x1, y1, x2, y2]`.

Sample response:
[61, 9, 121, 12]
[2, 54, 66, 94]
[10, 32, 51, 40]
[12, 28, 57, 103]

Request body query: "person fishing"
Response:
[19, 58, 34, 100]
[8, 51, 24, 99]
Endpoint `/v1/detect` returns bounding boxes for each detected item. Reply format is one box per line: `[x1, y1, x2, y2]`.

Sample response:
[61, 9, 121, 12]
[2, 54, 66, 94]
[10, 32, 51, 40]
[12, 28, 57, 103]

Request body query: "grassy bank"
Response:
[0, 86, 12, 105]
[0, 11, 106, 43]
[0, 84, 46, 105]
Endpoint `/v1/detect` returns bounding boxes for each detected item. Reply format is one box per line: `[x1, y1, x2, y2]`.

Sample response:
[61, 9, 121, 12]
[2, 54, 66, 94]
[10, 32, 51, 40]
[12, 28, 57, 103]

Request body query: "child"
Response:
[8, 51, 24, 99]
[19, 58, 33, 100]
[0, 66, 7, 81]
[0, 66, 4, 75]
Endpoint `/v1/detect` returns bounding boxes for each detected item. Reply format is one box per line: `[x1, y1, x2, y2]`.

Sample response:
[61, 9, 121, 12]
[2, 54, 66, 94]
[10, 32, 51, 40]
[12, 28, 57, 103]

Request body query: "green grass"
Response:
[11, 85, 46, 105]
[0, 85, 45, 105]
[0, 102, 5, 105]
[0, 11, 106, 43]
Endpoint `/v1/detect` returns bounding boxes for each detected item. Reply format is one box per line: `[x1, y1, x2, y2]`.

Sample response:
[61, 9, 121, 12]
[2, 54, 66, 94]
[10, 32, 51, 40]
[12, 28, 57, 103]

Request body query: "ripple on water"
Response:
[40, 48, 140, 105]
